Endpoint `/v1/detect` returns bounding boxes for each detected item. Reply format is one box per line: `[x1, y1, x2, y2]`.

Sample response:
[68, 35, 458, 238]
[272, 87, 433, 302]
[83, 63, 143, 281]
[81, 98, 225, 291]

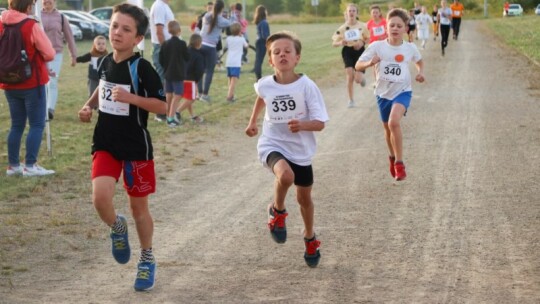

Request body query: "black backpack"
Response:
[0, 18, 35, 84]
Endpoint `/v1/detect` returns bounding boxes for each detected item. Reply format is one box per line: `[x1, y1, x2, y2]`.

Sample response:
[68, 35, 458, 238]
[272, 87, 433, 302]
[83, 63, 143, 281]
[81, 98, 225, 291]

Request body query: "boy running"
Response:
[245, 31, 329, 267]
[355, 8, 425, 181]
[78, 3, 166, 291]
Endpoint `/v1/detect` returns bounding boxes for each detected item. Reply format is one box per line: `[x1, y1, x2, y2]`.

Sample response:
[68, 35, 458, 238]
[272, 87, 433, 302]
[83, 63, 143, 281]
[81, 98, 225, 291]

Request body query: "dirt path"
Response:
[2, 20, 539, 303]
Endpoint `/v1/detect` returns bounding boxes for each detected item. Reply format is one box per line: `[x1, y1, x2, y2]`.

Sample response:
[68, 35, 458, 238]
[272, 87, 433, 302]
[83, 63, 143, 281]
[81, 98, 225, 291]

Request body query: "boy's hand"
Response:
[78, 105, 93, 122]
[288, 119, 301, 133]
[415, 73, 425, 83]
[370, 55, 381, 66]
[112, 86, 132, 103]
[245, 123, 258, 137]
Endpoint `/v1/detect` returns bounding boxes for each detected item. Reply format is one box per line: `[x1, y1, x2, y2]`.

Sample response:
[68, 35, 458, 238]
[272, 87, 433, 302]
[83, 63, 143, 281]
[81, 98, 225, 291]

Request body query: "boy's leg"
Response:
[388, 103, 406, 161]
[92, 176, 118, 226]
[345, 67, 355, 105]
[177, 98, 195, 114]
[227, 76, 238, 99]
[129, 196, 154, 251]
[165, 93, 172, 119]
[169, 94, 182, 119]
[296, 186, 314, 239]
[272, 159, 294, 211]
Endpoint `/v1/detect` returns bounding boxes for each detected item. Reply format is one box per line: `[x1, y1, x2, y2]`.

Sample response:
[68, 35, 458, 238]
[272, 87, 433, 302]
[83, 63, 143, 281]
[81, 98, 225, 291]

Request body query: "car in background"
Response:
[69, 23, 83, 41]
[535, 3, 540, 15]
[61, 10, 108, 37]
[89, 6, 113, 23]
[63, 14, 94, 39]
[507, 4, 524, 16]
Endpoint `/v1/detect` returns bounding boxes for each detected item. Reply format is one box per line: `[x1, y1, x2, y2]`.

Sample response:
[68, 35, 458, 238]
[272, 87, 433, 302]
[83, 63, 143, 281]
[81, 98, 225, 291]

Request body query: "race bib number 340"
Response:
[99, 80, 131, 116]
[378, 60, 407, 83]
[265, 92, 307, 123]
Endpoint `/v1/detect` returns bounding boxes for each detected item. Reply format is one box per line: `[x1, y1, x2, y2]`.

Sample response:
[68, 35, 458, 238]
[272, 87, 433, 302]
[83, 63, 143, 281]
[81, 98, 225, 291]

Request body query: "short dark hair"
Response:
[266, 31, 302, 56]
[9, 0, 33, 13]
[112, 3, 149, 37]
[387, 8, 409, 24]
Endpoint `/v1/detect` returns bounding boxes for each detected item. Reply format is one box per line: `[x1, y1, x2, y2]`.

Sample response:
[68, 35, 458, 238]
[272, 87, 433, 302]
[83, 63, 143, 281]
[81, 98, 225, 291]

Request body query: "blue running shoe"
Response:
[110, 215, 130, 264]
[304, 235, 321, 268]
[134, 261, 156, 291]
[268, 204, 288, 244]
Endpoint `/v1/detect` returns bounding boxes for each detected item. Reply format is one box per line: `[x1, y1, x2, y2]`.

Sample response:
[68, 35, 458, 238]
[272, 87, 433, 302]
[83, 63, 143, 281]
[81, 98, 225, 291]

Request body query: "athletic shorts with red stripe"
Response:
[183, 80, 197, 100]
[91, 151, 156, 197]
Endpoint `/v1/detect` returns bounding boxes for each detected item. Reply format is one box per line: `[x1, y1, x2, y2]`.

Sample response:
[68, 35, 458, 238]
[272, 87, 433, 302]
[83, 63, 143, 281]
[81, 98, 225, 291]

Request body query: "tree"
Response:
[254, 0, 284, 14]
[284, 0, 303, 15]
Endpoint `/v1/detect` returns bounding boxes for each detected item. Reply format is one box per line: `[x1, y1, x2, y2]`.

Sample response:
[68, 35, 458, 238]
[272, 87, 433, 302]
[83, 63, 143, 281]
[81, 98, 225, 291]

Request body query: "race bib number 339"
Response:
[99, 80, 131, 116]
[265, 92, 307, 123]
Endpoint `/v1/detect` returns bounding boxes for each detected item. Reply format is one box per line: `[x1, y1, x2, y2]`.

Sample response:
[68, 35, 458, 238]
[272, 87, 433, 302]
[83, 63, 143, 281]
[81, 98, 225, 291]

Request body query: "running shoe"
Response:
[389, 156, 396, 178]
[110, 215, 130, 264]
[167, 119, 180, 128]
[199, 95, 211, 103]
[268, 203, 288, 244]
[394, 161, 407, 181]
[134, 261, 156, 291]
[154, 114, 166, 122]
[304, 235, 321, 267]
[347, 100, 355, 108]
[23, 164, 55, 177]
[6, 164, 23, 176]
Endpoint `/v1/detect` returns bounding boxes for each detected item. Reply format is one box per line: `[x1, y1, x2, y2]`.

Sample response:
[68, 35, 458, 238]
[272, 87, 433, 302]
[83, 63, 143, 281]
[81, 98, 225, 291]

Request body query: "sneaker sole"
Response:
[304, 251, 321, 268]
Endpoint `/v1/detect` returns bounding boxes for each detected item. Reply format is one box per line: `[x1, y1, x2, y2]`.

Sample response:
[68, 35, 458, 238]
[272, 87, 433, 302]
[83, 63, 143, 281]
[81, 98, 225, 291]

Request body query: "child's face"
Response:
[95, 39, 107, 52]
[268, 38, 300, 73]
[370, 9, 381, 19]
[346, 6, 357, 20]
[387, 16, 407, 39]
[109, 12, 143, 52]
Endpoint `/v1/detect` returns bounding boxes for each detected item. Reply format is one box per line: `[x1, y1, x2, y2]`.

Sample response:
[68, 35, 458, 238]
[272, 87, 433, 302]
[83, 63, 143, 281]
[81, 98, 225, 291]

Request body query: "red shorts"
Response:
[183, 80, 197, 100]
[91, 151, 156, 197]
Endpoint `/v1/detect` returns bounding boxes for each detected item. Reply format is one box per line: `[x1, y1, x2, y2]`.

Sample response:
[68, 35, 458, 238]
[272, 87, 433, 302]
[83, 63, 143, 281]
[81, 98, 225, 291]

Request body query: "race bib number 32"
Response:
[265, 92, 307, 123]
[99, 80, 131, 116]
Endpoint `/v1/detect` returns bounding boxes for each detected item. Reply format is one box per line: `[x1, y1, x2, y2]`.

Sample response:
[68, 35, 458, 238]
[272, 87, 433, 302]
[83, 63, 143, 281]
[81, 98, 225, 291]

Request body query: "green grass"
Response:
[485, 15, 540, 64]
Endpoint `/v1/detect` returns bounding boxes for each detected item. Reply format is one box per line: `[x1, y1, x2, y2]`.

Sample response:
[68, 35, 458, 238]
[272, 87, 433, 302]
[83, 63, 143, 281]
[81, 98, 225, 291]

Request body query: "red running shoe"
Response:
[268, 204, 288, 243]
[304, 235, 321, 267]
[389, 156, 396, 178]
[394, 161, 407, 181]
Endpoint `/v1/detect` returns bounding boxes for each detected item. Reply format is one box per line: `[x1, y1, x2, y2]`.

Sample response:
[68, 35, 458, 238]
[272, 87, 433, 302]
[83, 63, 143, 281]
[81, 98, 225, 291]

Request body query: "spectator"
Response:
[41, 0, 77, 120]
[199, 0, 232, 102]
[1, 0, 56, 176]
[76, 35, 108, 97]
[149, 0, 174, 122]
[253, 5, 270, 81]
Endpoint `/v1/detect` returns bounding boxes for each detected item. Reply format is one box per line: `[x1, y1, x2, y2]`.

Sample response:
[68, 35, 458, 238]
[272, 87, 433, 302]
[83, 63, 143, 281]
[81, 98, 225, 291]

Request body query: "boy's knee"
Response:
[278, 170, 294, 187]
[388, 118, 401, 130]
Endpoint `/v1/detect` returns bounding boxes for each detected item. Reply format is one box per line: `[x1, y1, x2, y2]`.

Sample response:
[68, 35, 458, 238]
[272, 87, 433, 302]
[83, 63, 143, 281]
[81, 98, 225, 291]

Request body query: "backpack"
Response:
[0, 18, 35, 84]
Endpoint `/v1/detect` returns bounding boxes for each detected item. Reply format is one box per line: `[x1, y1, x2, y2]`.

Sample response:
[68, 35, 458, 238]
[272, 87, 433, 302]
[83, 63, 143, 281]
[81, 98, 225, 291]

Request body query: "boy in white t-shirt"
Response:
[355, 8, 425, 181]
[225, 22, 248, 102]
[245, 31, 329, 268]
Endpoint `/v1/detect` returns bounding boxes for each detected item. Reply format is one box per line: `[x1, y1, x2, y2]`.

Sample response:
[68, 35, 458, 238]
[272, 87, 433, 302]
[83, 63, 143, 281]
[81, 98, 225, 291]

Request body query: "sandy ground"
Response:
[1, 21, 539, 303]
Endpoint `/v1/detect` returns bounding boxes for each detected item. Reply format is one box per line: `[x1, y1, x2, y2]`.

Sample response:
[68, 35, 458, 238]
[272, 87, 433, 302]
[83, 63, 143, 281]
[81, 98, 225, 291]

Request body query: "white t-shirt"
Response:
[225, 36, 248, 68]
[254, 75, 329, 166]
[438, 7, 452, 25]
[150, 0, 174, 44]
[359, 40, 422, 100]
[415, 13, 433, 31]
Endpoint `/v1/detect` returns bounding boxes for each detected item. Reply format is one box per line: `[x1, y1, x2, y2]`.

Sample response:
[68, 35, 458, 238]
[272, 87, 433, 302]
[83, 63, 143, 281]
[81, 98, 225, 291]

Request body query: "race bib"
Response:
[378, 61, 407, 83]
[98, 80, 131, 116]
[265, 92, 307, 123]
[372, 26, 385, 37]
[344, 28, 361, 42]
[454, 11, 461, 16]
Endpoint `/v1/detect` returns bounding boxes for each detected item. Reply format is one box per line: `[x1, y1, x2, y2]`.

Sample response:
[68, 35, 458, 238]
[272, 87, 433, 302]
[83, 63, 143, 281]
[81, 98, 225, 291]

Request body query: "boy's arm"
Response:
[78, 87, 99, 122]
[112, 88, 166, 115]
[288, 119, 325, 133]
[245, 96, 265, 137]
[76, 53, 91, 63]
[355, 55, 379, 72]
[415, 59, 425, 83]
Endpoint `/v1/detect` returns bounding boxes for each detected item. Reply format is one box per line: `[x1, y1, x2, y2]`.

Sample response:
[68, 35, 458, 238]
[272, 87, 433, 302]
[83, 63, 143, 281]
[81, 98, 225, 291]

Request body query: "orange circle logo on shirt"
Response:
[395, 54, 404, 62]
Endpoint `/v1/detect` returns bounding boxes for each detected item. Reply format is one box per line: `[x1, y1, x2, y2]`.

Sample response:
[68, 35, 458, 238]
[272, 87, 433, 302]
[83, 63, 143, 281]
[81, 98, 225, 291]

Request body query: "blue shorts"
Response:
[165, 80, 184, 95]
[227, 67, 241, 78]
[376, 91, 412, 123]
